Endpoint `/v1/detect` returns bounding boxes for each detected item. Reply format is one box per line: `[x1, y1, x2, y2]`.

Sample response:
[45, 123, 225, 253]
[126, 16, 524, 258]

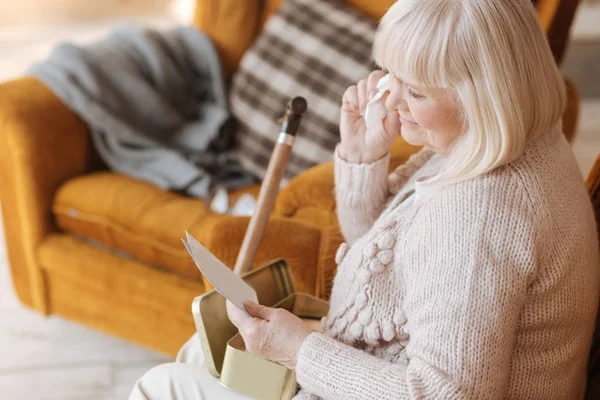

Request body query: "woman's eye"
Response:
[408, 89, 425, 100]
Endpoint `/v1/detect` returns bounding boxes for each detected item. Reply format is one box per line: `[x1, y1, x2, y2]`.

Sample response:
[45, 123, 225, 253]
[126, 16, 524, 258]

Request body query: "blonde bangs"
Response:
[372, 0, 459, 90]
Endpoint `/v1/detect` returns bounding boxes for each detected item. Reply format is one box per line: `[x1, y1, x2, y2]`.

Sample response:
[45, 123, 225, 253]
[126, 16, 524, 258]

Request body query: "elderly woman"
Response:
[130, 0, 600, 398]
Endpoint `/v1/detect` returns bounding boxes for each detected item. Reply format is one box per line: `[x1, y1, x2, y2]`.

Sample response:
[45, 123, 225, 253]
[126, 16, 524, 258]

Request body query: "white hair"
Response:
[373, 0, 566, 186]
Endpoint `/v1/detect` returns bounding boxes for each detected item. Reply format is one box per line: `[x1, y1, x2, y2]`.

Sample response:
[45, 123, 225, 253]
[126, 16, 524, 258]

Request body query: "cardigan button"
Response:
[357, 268, 372, 284]
[362, 243, 377, 258]
[382, 321, 396, 342]
[358, 308, 373, 325]
[355, 292, 368, 308]
[377, 249, 393, 265]
[377, 233, 395, 250]
[334, 316, 349, 332]
[369, 258, 385, 273]
[349, 321, 364, 337]
[393, 308, 407, 325]
[364, 321, 381, 343]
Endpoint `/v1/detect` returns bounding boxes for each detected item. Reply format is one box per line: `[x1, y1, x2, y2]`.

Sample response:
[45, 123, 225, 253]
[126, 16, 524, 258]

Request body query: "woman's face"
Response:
[385, 74, 464, 154]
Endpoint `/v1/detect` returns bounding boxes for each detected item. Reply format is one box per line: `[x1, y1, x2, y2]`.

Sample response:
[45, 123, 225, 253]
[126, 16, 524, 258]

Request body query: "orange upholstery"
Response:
[260, 0, 285, 26]
[0, 77, 91, 314]
[536, 0, 581, 64]
[37, 234, 202, 355]
[53, 172, 214, 282]
[53, 172, 322, 294]
[0, 0, 583, 356]
[585, 155, 600, 398]
[587, 156, 600, 240]
[260, 0, 395, 24]
[193, 0, 262, 75]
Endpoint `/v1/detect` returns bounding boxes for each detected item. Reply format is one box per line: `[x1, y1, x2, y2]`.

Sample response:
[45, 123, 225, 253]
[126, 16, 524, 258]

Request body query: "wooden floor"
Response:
[1, 4, 599, 399]
[0, 13, 176, 400]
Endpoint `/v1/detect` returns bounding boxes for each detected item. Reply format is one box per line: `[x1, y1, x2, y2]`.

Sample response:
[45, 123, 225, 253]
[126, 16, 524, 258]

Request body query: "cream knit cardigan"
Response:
[294, 125, 600, 400]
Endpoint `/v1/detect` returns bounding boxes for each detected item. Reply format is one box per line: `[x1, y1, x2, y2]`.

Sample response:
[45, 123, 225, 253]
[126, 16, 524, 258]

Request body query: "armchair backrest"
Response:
[193, 0, 262, 76]
[534, 0, 581, 64]
[193, 0, 581, 75]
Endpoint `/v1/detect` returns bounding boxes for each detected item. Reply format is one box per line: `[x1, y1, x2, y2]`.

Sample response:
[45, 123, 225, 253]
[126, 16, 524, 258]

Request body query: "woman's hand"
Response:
[339, 70, 401, 164]
[226, 300, 313, 370]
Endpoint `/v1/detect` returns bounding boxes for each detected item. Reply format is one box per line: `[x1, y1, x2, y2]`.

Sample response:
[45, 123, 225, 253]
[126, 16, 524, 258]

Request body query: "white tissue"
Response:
[364, 74, 391, 129]
[210, 187, 257, 216]
[210, 186, 229, 214]
[230, 194, 256, 216]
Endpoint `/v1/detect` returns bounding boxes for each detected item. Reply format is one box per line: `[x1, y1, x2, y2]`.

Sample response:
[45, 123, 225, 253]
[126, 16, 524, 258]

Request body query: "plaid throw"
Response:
[230, 0, 377, 181]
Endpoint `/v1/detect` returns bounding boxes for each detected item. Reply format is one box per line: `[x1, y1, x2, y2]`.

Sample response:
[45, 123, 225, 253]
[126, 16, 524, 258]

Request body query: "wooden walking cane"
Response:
[189, 98, 328, 400]
[233, 97, 308, 276]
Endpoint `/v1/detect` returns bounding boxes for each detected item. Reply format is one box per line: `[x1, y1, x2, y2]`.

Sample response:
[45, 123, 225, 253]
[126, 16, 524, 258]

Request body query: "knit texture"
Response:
[295, 125, 600, 399]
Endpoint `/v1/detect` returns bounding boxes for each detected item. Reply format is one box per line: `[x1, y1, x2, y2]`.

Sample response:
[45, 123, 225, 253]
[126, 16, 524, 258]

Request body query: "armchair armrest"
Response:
[274, 161, 337, 228]
[203, 215, 322, 296]
[0, 77, 92, 313]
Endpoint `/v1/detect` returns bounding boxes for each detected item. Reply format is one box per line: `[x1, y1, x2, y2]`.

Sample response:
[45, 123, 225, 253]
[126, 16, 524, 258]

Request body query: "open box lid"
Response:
[192, 259, 296, 377]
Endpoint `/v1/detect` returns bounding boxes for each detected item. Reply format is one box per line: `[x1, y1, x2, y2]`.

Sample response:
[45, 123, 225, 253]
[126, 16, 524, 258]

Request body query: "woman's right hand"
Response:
[339, 70, 401, 164]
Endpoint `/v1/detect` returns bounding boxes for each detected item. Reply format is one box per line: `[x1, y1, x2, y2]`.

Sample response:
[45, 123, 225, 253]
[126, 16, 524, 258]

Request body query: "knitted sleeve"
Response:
[334, 146, 391, 244]
[335, 146, 434, 244]
[297, 177, 538, 399]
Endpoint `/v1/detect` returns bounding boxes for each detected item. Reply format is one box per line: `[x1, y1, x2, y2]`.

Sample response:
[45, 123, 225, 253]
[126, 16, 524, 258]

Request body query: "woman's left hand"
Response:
[226, 300, 313, 370]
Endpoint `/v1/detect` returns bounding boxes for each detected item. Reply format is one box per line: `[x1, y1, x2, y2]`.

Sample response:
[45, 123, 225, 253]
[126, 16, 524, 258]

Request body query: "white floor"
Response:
[0, 4, 599, 400]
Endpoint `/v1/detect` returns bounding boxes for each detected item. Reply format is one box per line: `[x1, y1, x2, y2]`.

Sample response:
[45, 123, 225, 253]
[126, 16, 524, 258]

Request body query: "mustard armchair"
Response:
[0, 0, 582, 356]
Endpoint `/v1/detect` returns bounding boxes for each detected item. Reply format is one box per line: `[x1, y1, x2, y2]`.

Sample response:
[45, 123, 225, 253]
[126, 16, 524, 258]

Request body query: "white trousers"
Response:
[128, 335, 253, 400]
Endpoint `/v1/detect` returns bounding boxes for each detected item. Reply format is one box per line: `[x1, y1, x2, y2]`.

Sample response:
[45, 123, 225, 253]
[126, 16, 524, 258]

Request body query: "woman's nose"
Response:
[386, 89, 408, 112]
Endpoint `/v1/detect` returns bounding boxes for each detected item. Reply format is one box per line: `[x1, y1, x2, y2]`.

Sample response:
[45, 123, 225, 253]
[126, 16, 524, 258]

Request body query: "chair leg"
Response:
[563, 77, 581, 144]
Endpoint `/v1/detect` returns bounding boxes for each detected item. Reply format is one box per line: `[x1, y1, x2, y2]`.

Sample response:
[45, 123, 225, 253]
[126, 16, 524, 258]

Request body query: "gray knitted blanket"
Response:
[29, 24, 254, 197]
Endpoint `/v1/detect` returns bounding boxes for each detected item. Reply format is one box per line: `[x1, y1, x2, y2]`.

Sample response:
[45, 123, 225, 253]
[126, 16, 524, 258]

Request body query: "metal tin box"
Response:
[192, 259, 329, 400]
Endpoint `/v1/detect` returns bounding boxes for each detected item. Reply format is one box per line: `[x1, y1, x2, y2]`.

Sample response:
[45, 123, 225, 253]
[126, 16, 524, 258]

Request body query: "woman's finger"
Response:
[226, 300, 252, 328]
[244, 301, 273, 321]
[357, 79, 368, 116]
[383, 109, 401, 140]
[341, 85, 359, 113]
[367, 70, 386, 96]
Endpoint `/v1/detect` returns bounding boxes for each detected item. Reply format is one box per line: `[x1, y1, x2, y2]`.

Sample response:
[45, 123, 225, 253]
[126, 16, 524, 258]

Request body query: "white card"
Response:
[182, 232, 258, 309]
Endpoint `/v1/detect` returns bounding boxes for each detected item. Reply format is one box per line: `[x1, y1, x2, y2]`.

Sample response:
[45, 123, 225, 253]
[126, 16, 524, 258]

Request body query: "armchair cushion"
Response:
[52, 172, 322, 293]
[230, 0, 377, 181]
[53, 172, 211, 281]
